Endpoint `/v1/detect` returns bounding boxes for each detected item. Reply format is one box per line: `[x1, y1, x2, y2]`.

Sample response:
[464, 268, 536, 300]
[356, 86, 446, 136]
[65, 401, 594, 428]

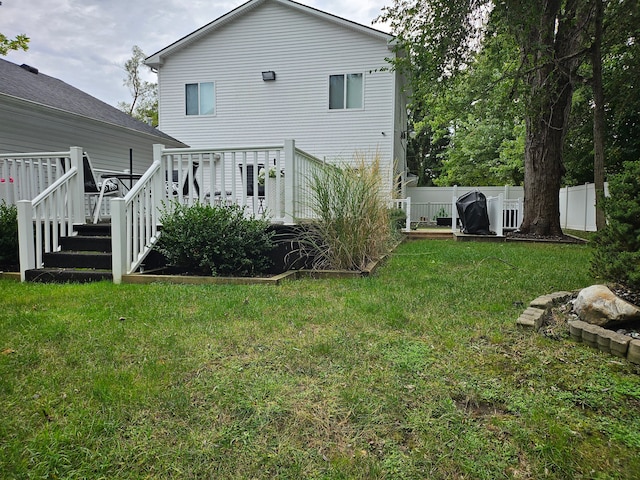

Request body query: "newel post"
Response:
[69, 147, 85, 224]
[152, 144, 165, 224]
[111, 198, 127, 284]
[404, 197, 411, 232]
[283, 139, 295, 224]
[17, 200, 35, 281]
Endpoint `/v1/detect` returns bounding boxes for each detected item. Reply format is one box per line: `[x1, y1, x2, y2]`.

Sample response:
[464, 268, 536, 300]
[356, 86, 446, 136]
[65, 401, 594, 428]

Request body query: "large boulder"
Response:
[573, 285, 640, 326]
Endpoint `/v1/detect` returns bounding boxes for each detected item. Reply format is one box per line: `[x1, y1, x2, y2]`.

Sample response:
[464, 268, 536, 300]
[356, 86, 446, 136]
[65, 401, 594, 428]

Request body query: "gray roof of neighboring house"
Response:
[0, 58, 186, 147]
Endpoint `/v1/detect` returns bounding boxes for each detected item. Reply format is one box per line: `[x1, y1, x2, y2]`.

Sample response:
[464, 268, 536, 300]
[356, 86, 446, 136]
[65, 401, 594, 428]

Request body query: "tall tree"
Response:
[591, 0, 606, 230]
[380, 0, 596, 235]
[118, 45, 158, 126]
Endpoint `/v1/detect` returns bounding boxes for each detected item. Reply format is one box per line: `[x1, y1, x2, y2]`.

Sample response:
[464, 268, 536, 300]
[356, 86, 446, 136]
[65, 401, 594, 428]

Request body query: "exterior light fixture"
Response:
[401, 130, 417, 139]
[262, 71, 276, 81]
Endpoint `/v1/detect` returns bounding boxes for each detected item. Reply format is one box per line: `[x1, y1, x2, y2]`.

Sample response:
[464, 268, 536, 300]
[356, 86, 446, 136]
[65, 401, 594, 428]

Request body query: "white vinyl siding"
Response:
[0, 96, 180, 173]
[156, 0, 403, 191]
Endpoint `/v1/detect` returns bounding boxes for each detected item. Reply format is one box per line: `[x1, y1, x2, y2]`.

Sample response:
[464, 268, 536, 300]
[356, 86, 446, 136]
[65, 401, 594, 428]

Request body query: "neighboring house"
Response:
[0, 58, 186, 173]
[145, 0, 408, 195]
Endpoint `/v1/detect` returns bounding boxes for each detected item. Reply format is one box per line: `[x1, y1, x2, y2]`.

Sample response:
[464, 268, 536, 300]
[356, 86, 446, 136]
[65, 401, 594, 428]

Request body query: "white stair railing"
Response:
[16, 147, 85, 280]
[111, 146, 164, 284]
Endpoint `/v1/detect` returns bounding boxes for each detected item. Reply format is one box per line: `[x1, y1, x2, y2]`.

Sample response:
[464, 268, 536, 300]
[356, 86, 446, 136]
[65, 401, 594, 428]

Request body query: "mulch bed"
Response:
[506, 232, 586, 244]
[611, 284, 640, 309]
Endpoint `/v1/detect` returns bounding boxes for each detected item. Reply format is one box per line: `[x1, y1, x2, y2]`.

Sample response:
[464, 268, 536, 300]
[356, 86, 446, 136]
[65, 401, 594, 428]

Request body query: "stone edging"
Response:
[517, 291, 640, 365]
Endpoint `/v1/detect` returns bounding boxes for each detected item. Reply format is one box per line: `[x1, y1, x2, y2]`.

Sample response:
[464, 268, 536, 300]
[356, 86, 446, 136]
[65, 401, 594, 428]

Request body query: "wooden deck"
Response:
[405, 227, 454, 240]
[406, 227, 507, 242]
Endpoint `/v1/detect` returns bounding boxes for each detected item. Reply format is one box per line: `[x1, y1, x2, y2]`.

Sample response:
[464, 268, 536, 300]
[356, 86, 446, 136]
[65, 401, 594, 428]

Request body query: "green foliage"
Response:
[591, 160, 640, 289]
[0, 32, 29, 56]
[117, 45, 158, 126]
[297, 155, 392, 270]
[399, 13, 526, 187]
[388, 208, 407, 233]
[0, 201, 18, 268]
[563, 0, 640, 186]
[155, 202, 274, 276]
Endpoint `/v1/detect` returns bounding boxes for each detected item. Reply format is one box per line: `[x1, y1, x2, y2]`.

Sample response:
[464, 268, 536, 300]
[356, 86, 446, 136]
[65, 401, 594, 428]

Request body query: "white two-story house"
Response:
[145, 0, 408, 196]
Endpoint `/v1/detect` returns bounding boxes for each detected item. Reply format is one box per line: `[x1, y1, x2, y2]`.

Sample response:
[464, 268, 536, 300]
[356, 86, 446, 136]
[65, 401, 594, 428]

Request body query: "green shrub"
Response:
[0, 201, 18, 269]
[591, 160, 640, 290]
[388, 208, 407, 233]
[155, 202, 274, 276]
[297, 154, 393, 271]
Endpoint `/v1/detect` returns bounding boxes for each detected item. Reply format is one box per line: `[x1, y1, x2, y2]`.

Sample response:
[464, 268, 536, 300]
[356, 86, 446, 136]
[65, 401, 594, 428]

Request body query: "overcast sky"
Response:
[1, 0, 391, 108]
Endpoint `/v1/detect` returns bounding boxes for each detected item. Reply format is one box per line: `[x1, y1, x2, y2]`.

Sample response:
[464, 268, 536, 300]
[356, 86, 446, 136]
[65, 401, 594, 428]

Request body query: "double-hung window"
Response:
[185, 82, 215, 116]
[329, 73, 363, 110]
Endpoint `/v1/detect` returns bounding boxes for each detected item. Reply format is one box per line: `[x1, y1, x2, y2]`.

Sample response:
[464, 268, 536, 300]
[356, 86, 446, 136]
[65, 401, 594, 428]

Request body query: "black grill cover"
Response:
[456, 191, 491, 235]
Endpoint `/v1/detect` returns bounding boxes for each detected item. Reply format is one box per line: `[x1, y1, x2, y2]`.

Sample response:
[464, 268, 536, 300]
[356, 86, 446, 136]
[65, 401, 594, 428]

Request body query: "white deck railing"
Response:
[1, 152, 67, 204]
[15, 147, 85, 280]
[389, 197, 412, 232]
[110, 140, 328, 282]
[9, 141, 410, 283]
[409, 202, 453, 225]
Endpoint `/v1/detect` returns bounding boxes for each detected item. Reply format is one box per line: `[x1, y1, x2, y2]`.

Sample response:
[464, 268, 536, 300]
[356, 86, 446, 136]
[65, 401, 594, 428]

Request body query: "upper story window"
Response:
[329, 73, 363, 110]
[185, 82, 215, 116]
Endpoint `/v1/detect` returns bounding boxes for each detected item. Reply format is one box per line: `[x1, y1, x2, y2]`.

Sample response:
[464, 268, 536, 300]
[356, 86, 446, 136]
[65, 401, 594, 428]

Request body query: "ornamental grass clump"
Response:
[299, 154, 393, 271]
[155, 202, 274, 276]
[591, 160, 640, 290]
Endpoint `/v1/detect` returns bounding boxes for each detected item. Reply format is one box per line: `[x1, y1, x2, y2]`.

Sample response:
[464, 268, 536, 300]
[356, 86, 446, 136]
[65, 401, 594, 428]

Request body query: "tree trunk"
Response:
[517, 0, 590, 236]
[520, 78, 570, 236]
[592, 0, 607, 230]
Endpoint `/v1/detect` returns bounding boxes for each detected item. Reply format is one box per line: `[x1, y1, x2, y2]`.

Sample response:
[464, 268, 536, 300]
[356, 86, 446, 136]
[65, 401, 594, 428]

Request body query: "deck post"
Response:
[451, 185, 458, 233]
[404, 197, 411, 231]
[111, 198, 127, 284]
[152, 145, 165, 225]
[495, 193, 504, 237]
[283, 139, 295, 224]
[69, 147, 85, 224]
[17, 200, 35, 281]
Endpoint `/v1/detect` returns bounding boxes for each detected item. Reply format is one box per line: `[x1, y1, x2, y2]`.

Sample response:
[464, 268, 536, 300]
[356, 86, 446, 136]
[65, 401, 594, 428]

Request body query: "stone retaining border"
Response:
[517, 291, 640, 365]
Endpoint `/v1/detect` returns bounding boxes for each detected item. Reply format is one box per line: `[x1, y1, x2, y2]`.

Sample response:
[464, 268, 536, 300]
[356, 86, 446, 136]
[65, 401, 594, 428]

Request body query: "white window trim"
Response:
[185, 81, 216, 117]
[328, 73, 364, 111]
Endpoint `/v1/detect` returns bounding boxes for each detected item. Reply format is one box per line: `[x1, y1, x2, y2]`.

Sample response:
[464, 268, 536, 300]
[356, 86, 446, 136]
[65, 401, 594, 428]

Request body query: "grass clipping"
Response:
[298, 153, 393, 271]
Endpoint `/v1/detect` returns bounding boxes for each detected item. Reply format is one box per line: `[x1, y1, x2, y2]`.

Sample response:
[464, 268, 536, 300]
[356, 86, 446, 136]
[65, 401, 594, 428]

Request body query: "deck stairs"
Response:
[24, 224, 113, 283]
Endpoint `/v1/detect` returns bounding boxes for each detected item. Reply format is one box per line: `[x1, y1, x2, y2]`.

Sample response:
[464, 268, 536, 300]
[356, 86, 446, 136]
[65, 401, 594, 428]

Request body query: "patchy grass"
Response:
[1, 240, 640, 479]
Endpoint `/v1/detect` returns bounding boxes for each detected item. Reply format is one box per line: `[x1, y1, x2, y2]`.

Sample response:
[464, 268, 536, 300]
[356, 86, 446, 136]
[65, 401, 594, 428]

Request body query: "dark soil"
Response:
[506, 231, 586, 244]
[611, 284, 640, 309]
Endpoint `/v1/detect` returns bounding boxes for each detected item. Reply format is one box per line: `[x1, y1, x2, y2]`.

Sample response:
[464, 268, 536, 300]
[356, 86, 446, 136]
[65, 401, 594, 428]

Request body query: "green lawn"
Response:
[1, 240, 639, 479]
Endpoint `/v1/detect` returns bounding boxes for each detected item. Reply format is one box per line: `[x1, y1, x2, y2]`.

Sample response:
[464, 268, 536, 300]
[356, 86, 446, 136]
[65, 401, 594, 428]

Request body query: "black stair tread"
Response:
[25, 268, 113, 283]
[70, 235, 112, 240]
[43, 251, 112, 269]
[74, 224, 111, 237]
[47, 251, 112, 256]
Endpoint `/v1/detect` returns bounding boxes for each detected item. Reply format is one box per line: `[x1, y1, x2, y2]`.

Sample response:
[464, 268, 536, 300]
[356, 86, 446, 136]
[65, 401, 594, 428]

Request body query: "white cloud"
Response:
[1, 0, 391, 107]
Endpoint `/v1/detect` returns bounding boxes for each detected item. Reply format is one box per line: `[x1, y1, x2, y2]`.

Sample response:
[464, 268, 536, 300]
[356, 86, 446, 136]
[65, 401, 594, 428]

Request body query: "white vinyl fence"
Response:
[560, 183, 609, 232]
[407, 183, 606, 233]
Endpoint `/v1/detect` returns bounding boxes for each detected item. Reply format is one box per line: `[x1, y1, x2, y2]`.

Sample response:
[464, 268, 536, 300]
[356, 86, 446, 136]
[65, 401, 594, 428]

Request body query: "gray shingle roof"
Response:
[0, 58, 185, 146]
